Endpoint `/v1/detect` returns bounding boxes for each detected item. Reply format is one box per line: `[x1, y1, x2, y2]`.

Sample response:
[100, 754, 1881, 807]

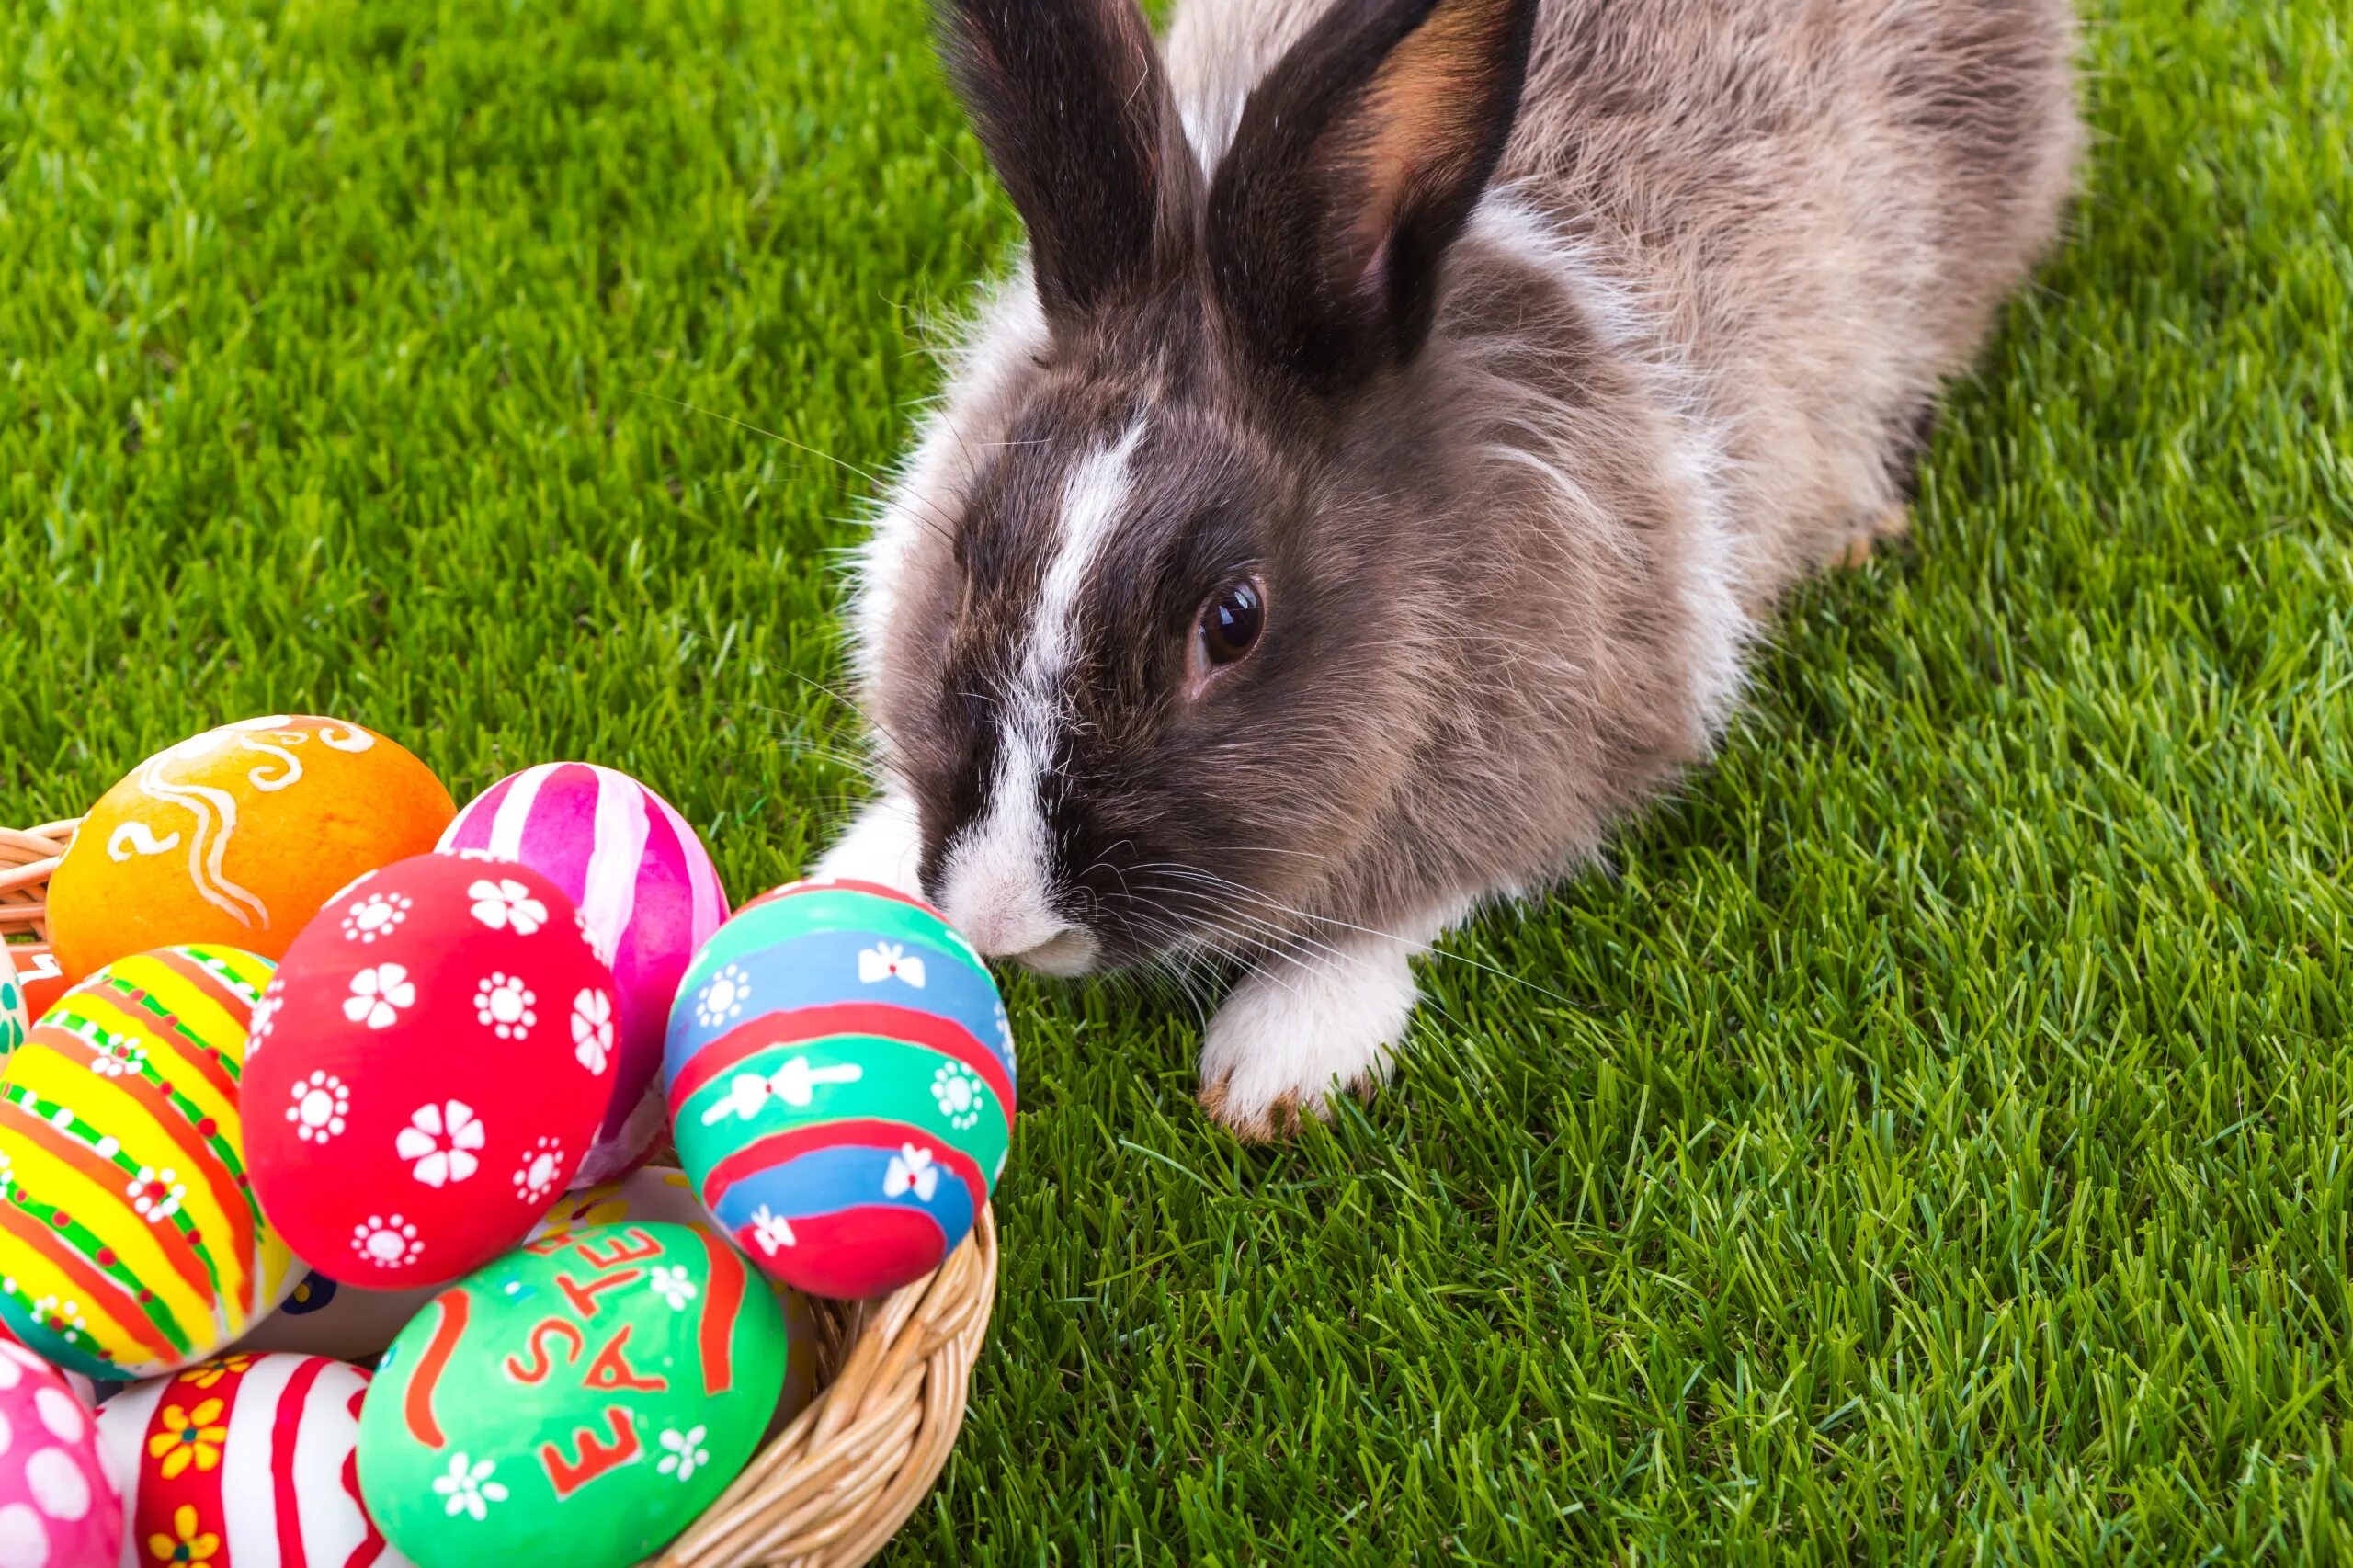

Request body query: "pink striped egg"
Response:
[0, 1338, 119, 1568]
[96, 1352, 406, 1568]
[437, 765, 728, 1186]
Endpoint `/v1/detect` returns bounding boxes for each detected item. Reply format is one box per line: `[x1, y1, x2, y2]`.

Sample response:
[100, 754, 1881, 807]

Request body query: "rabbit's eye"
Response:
[1198, 580, 1265, 670]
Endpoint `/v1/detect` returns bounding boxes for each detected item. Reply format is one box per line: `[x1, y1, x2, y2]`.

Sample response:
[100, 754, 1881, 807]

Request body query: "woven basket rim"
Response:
[5, 815, 995, 1568]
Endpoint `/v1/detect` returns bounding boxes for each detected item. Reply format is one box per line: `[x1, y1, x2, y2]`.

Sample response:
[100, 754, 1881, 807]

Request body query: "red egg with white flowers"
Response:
[244, 852, 617, 1289]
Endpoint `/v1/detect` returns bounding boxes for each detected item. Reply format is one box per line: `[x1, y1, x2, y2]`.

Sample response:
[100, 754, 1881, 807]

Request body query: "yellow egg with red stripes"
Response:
[0, 946, 300, 1379]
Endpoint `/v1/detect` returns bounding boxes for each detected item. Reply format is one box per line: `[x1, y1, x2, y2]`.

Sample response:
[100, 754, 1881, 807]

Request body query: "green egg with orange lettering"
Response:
[356, 1221, 789, 1567]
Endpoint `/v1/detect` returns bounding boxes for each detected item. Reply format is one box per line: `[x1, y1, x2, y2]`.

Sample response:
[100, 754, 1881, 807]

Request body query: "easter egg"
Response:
[97, 1352, 407, 1568]
[437, 764, 729, 1189]
[235, 1165, 713, 1364]
[664, 878, 1016, 1299]
[47, 716, 457, 986]
[358, 1221, 787, 1568]
[0, 945, 25, 1062]
[245, 854, 618, 1291]
[0, 1337, 120, 1568]
[525, 1167, 824, 1430]
[0, 947, 299, 1380]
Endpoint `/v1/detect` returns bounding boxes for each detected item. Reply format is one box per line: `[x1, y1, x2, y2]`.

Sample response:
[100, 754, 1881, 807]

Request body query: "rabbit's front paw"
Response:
[1197, 937, 1420, 1141]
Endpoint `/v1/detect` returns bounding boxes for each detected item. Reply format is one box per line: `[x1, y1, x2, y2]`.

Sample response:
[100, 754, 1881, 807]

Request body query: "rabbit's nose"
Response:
[1002, 926, 1100, 979]
[954, 898, 1096, 974]
[937, 844, 1087, 960]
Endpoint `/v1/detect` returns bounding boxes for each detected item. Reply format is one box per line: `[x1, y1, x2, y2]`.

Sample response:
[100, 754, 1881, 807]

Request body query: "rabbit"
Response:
[817, 0, 2082, 1138]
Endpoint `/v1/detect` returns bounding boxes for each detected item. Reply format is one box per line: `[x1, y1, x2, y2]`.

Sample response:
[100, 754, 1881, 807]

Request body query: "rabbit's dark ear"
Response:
[1206, 0, 1538, 392]
[937, 0, 1198, 327]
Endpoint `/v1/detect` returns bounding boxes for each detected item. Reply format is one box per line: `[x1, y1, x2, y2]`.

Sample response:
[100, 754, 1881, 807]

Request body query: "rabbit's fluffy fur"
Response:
[821, 0, 2082, 1138]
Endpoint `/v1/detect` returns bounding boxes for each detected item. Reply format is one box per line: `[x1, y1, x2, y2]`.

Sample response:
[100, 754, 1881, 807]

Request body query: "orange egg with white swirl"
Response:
[47, 717, 456, 984]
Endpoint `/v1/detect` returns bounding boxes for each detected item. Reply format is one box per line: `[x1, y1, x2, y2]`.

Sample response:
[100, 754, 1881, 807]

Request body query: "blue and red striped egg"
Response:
[664, 880, 1014, 1299]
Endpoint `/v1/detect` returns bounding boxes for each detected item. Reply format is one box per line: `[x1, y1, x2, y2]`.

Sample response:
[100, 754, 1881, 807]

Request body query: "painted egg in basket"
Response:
[244, 853, 618, 1290]
[45, 715, 456, 986]
[438, 763, 730, 1188]
[524, 1166, 824, 1429]
[97, 1351, 406, 1567]
[0, 946, 299, 1380]
[358, 1221, 787, 1568]
[0, 1336, 119, 1567]
[665, 879, 1016, 1299]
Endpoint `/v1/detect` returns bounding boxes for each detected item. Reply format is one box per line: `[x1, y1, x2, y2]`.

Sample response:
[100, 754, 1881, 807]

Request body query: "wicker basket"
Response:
[3, 816, 997, 1568]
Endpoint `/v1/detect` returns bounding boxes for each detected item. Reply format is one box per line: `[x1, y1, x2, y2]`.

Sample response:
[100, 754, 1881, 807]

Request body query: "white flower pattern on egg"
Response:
[512, 1136, 564, 1203]
[342, 892, 413, 944]
[932, 1064, 984, 1131]
[345, 963, 416, 1028]
[288, 1070, 350, 1142]
[467, 878, 548, 936]
[695, 964, 749, 1029]
[397, 1100, 485, 1187]
[571, 989, 614, 1074]
[647, 1265, 698, 1311]
[656, 1426, 710, 1483]
[434, 1453, 510, 1521]
[473, 972, 537, 1040]
[353, 1214, 424, 1267]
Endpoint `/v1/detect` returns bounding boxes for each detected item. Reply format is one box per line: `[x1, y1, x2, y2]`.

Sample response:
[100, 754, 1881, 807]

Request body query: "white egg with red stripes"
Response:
[97, 1350, 410, 1567]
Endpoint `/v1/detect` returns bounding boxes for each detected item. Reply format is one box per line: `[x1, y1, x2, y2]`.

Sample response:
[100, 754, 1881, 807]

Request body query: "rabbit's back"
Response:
[1168, 0, 2082, 597]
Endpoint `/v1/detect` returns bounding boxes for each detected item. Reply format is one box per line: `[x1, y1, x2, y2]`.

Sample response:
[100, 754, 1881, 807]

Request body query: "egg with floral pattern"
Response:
[358, 1221, 786, 1568]
[97, 1351, 409, 1568]
[438, 764, 730, 1188]
[45, 716, 455, 987]
[0, 1337, 119, 1568]
[665, 879, 1016, 1300]
[245, 853, 618, 1290]
[0, 946, 299, 1381]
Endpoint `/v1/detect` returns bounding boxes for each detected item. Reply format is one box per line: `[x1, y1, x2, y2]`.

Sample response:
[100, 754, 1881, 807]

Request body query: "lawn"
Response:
[4, 0, 2348, 1560]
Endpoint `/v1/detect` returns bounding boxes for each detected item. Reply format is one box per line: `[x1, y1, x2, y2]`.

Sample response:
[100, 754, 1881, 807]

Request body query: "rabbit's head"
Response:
[858, 0, 1540, 973]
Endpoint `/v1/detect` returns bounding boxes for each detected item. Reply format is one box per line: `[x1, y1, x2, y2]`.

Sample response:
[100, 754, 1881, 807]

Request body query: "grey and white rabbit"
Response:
[819, 0, 2082, 1137]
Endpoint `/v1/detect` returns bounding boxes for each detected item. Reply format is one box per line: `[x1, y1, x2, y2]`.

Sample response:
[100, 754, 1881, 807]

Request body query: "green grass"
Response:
[4, 0, 2347, 1560]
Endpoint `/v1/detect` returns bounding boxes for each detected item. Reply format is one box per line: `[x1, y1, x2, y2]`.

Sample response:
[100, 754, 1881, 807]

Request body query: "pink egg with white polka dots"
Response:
[0, 1337, 119, 1568]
